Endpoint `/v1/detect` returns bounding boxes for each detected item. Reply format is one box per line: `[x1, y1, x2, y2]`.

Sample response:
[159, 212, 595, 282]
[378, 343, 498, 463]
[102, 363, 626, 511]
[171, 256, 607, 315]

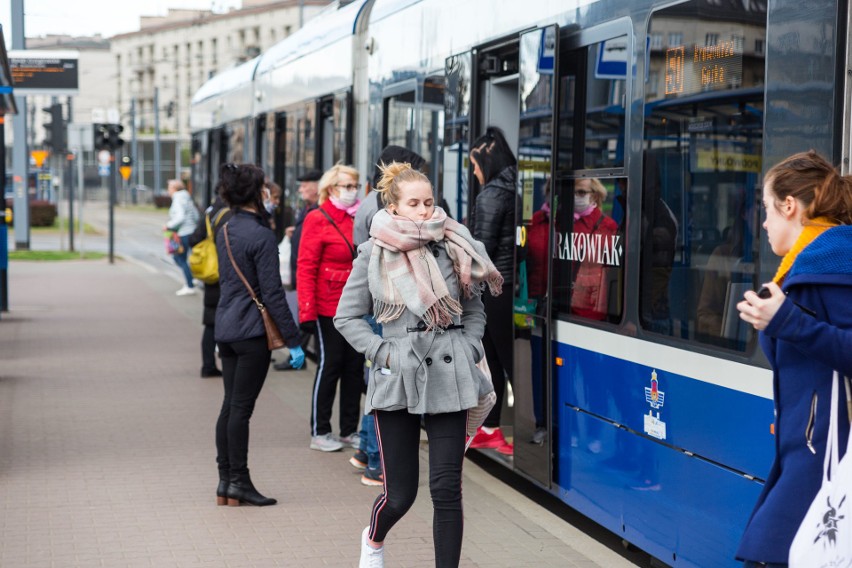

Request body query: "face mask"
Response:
[574, 194, 592, 210]
[263, 201, 275, 215]
[336, 188, 358, 207]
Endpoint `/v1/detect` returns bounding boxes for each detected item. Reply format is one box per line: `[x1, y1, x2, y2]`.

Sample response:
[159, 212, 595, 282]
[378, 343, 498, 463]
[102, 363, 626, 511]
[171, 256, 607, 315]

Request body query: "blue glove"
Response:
[288, 345, 305, 369]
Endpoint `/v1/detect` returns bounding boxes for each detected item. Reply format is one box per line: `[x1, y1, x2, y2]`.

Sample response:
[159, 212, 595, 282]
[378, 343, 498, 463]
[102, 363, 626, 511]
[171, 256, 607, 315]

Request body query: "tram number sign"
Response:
[664, 38, 742, 98]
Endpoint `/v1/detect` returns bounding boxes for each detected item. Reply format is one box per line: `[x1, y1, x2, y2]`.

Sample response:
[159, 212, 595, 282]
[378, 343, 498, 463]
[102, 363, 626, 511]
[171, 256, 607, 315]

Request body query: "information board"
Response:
[8, 50, 79, 95]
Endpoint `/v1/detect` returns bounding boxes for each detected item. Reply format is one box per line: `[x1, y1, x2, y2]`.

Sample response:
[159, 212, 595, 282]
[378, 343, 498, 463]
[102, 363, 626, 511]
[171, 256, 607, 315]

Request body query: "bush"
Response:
[30, 200, 57, 227]
[153, 194, 172, 208]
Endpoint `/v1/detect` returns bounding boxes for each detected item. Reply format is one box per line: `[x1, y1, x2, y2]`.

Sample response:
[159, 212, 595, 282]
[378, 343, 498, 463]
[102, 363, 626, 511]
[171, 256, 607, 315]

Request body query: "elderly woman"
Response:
[570, 177, 618, 320]
[297, 163, 365, 452]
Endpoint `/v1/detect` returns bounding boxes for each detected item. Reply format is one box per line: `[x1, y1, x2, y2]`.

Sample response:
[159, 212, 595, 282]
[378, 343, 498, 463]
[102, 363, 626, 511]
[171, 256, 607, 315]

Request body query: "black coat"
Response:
[214, 209, 300, 347]
[188, 199, 231, 327]
[473, 166, 517, 280]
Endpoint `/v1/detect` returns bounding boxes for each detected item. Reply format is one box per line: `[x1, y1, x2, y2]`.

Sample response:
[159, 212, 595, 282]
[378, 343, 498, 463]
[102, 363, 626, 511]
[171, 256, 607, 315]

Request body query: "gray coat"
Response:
[334, 240, 493, 415]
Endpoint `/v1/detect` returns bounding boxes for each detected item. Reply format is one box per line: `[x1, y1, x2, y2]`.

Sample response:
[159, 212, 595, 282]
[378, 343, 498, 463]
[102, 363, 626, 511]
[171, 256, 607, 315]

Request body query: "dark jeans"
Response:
[369, 409, 467, 568]
[216, 336, 271, 476]
[310, 316, 363, 437]
[201, 324, 218, 374]
[173, 234, 194, 288]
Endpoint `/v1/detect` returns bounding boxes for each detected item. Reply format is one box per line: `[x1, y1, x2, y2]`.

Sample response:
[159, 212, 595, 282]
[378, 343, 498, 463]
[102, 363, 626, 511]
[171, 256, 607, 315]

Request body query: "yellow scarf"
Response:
[773, 216, 838, 284]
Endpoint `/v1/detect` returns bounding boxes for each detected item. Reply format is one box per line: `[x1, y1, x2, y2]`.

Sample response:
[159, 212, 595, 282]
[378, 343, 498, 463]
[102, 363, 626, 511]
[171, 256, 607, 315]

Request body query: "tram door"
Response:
[511, 26, 558, 486]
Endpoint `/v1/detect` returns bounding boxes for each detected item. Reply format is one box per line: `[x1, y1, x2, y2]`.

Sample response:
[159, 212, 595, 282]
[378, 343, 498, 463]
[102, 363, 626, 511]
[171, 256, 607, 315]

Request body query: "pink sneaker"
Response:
[469, 427, 507, 449]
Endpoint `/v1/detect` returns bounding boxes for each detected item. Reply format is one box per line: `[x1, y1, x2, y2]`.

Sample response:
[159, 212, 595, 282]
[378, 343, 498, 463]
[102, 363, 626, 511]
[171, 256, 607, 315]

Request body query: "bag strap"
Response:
[223, 223, 264, 311]
[318, 207, 357, 259]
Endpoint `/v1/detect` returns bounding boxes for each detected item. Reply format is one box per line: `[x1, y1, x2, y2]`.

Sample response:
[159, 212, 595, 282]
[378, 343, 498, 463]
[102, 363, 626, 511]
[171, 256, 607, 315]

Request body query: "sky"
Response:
[0, 0, 242, 45]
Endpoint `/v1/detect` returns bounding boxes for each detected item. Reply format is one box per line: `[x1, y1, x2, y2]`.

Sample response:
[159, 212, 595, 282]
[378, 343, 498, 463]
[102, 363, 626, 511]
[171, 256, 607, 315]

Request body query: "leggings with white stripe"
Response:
[370, 409, 467, 567]
[310, 316, 364, 437]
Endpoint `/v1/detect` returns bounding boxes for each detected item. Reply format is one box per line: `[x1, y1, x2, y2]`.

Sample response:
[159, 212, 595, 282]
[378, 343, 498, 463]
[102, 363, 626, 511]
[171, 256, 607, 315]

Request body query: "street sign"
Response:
[8, 50, 79, 96]
[98, 164, 111, 177]
[31, 150, 48, 168]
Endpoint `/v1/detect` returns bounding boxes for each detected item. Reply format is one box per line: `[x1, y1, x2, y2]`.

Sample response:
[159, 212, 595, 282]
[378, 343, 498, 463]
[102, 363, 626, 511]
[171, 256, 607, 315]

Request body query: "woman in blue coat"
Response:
[736, 150, 852, 566]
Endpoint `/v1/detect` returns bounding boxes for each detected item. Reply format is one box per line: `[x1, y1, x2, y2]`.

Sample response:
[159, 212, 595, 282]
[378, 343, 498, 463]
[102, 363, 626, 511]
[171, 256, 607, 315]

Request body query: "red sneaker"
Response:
[469, 427, 507, 449]
[496, 442, 514, 456]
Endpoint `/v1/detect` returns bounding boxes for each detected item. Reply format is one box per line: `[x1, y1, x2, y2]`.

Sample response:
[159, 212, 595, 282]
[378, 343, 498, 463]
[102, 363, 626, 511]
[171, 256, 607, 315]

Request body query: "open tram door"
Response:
[510, 26, 558, 487]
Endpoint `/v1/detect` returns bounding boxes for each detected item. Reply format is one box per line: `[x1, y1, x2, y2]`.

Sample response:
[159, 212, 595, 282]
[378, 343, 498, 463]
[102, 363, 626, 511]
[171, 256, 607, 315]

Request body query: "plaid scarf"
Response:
[368, 207, 503, 329]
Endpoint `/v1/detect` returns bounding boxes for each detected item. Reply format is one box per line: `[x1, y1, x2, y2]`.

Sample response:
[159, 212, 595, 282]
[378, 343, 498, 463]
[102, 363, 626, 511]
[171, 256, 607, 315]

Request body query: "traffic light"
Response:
[109, 124, 125, 149]
[94, 123, 110, 151]
[93, 123, 124, 151]
[42, 103, 65, 151]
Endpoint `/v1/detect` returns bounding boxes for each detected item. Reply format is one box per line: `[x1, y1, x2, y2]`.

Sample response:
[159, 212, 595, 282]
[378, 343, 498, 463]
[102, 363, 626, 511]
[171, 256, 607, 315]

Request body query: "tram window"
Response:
[556, 37, 626, 170]
[444, 53, 472, 222]
[551, 176, 626, 323]
[226, 121, 245, 164]
[641, 0, 766, 351]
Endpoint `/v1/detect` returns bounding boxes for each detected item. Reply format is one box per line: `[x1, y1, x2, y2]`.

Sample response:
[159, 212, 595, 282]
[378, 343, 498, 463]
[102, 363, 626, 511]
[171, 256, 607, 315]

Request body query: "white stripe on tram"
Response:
[553, 320, 773, 400]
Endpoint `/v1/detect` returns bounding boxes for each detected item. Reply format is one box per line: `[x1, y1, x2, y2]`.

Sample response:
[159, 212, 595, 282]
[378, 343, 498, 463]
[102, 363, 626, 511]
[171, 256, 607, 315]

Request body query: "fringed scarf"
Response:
[773, 216, 838, 284]
[368, 207, 503, 330]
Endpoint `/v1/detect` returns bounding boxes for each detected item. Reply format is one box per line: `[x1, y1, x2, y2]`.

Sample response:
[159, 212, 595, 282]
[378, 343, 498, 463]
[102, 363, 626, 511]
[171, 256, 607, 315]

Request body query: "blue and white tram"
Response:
[191, 1, 852, 565]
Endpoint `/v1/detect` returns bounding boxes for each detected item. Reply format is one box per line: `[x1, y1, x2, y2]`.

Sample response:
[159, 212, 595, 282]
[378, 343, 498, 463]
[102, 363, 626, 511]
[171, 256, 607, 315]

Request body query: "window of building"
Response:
[643, 0, 766, 351]
[668, 32, 683, 47]
[755, 38, 765, 55]
[650, 33, 663, 50]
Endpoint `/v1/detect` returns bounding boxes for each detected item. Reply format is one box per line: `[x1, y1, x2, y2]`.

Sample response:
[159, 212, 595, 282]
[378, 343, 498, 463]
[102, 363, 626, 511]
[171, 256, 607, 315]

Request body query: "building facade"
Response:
[110, 0, 328, 188]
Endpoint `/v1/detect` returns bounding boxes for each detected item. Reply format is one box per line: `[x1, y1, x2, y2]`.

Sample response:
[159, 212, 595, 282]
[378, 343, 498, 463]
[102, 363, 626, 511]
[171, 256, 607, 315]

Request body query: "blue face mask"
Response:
[264, 201, 275, 215]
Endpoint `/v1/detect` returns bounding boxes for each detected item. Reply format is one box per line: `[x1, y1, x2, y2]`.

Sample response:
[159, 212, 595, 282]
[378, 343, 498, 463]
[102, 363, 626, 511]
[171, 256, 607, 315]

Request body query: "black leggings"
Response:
[310, 316, 364, 437]
[369, 409, 467, 568]
[215, 336, 271, 476]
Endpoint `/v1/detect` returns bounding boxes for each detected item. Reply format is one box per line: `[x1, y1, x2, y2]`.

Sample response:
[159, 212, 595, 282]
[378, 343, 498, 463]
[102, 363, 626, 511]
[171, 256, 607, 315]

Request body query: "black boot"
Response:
[226, 473, 277, 507]
[216, 469, 229, 506]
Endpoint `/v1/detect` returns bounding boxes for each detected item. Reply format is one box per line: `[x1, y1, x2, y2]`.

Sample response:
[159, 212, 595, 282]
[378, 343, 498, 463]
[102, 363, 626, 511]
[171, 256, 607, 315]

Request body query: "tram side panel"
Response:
[552, 335, 772, 567]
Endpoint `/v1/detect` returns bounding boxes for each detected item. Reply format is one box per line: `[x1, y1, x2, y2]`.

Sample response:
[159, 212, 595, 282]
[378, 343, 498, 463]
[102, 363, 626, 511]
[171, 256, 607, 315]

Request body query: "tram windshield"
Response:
[642, 0, 766, 351]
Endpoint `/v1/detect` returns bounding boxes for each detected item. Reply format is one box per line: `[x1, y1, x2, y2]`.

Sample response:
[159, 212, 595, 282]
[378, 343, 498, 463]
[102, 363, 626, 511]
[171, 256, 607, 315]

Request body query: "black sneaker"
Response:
[349, 450, 368, 470]
[361, 467, 383, 487]
[201, 369, 223, 378]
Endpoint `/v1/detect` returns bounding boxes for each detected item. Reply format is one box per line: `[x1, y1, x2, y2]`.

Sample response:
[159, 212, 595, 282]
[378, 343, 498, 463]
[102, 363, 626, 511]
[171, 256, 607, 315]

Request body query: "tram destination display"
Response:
[8, 50, 79, 96]
[664, 38, 742, 97]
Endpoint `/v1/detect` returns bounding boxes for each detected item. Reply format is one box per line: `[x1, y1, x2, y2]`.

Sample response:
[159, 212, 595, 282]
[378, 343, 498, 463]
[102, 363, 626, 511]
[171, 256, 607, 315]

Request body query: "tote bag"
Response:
[789, 372, 852, 568]
[465, 345, 497, 450]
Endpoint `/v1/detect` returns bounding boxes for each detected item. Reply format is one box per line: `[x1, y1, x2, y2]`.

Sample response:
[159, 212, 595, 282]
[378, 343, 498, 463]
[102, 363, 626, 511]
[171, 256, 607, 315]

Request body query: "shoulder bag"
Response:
[189, 208, 228, 284]
[222, 223, 286, 351]
[465, 344, 497, 451]
[789, 371, 852, 567]
[318, 207, 357, 260]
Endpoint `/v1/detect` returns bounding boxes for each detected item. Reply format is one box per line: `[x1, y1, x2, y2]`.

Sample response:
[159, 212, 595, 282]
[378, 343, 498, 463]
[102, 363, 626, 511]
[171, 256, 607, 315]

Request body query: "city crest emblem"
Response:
[644, 370, 665, 410]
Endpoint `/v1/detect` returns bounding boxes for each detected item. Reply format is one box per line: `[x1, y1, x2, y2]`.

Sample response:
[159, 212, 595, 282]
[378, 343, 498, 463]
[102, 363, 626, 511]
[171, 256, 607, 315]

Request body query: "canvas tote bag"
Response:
[789, 371, 852, 567]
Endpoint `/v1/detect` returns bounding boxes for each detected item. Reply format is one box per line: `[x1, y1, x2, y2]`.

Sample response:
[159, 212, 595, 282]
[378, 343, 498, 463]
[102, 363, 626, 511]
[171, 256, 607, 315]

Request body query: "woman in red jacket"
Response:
[571, 177, 618, 320]
[297, 164, 365, 452]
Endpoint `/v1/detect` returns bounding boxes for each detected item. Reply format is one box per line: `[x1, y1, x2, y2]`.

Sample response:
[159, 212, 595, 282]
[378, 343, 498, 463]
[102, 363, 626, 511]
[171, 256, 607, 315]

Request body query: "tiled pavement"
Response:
[0, 259, 638, 568]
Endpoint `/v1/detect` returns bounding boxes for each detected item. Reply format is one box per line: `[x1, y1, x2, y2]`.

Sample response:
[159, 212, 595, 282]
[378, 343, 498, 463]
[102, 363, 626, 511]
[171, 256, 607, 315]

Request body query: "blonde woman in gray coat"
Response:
[334, 162, 502, 568]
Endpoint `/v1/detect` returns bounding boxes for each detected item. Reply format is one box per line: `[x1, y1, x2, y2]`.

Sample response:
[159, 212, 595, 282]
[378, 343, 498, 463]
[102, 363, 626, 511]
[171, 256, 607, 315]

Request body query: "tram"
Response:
[190, 1, 852, 565]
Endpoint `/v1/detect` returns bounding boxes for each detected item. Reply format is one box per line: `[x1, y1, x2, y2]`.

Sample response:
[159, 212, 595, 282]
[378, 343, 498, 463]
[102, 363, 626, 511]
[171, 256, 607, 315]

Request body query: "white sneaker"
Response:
[310, 433, 344, 452]
[338, 433, 360, 449]
[176, 286, 197, 296]
[360, 527, 384, 568]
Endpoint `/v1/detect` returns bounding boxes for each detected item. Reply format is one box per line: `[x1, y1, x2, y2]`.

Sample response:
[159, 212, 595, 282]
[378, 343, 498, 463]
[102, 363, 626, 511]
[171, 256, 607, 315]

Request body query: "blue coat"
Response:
[215, 209, 301, 347]
[737, 225, 852, 563]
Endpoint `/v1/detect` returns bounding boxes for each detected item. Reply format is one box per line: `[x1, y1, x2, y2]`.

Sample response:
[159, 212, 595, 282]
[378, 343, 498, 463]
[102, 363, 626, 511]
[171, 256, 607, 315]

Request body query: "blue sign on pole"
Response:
[98, 164, 110, 177]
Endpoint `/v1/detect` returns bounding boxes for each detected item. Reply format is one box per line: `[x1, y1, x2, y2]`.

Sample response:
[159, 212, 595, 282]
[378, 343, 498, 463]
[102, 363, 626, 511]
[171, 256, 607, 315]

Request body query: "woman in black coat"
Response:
[469, 126, 517, 455]
[214, 163, 303, 507]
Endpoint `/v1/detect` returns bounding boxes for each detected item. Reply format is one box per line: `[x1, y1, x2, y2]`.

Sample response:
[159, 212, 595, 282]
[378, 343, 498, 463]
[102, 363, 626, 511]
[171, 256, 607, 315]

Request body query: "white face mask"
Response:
[263, 200, 275, 214]
[336, 188, 358, 207]
[574, 194, 592, 210]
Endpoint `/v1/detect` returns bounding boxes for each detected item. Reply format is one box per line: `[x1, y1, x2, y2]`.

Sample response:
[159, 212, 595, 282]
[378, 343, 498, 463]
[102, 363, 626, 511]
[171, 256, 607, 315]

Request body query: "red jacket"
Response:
[571, 207, 618, 320]
[297, 200, 357, 321]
